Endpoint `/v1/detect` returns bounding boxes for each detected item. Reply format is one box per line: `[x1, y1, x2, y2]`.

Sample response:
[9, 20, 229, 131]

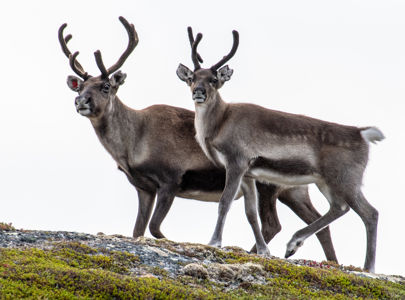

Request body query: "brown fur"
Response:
[59, 19, 337, 261]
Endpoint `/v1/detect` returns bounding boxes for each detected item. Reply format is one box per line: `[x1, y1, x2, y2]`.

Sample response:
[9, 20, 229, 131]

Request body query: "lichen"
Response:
[0, 235, 403, 299]
[0, 246, 230, 299]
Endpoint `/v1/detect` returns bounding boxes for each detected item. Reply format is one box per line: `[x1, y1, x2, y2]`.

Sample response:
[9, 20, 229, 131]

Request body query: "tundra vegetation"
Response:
[0, 225, 403, 299]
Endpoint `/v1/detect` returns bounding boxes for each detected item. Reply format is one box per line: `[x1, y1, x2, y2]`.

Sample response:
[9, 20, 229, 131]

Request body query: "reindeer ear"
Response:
[110, 71, 127, 87]
[217, 65, 233, 84]
[67, 75, 83, 92]
[176, 64, 193, 85]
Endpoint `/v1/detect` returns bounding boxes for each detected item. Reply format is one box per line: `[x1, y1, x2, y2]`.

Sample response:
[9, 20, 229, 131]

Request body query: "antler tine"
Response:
[187, 27, 203, 63]
[107, 16, 138, 74]
[64, 34, 72, 44]
[58, 23, 89, 79]
[191, 33, 203, 71]
[69, 51, 89, 79]
[94, 16, 139, 78]
[58, 24, 71, 58]
[210, 30, 239, 71]
[94, 50, 108, 78]
[94, 17, 138, 78]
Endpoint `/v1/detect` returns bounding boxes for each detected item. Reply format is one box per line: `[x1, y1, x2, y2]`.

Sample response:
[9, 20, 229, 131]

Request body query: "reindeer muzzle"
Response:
[192, 87, 206, 103]
[75, 95, 92, 115]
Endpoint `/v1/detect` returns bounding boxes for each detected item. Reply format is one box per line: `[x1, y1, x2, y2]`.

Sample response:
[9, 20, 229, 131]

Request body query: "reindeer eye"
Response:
[210, 78, 218, 85]
[101, 82, 110, 94]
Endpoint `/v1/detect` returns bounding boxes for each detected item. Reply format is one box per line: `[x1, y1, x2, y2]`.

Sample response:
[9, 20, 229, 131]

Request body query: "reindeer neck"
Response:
[90, 97, 142, 166]
[194, 92, 228, 141]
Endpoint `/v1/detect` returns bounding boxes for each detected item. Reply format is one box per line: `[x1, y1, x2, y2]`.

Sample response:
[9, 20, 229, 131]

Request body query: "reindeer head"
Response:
[177, 28, 238, 104]
[59, 17, 138, 119]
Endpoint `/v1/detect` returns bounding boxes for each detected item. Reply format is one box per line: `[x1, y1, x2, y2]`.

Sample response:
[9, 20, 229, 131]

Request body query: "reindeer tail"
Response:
[360, 127, 385, 144]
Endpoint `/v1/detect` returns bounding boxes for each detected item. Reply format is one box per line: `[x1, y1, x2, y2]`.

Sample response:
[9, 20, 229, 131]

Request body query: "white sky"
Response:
[0, 0, 404, 276]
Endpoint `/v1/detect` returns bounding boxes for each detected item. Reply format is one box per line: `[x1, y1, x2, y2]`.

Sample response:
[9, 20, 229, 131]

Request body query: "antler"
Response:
[94, 16, 139, 79]
[187, 27, 203, 64]
[210, 30, 239, 71]
[58, 23, 90, 80]
[191, 33, 203, 71]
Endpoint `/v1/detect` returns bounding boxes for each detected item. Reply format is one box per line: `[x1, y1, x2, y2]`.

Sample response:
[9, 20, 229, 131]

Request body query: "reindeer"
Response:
[177, 29, 384, 272]
[58, 17, 338, 262]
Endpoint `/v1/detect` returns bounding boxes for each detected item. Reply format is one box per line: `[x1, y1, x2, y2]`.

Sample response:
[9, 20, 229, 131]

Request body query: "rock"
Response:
[208, 263, 236, 281]
[183, 263, 209, 279]
[0, 226, 403, 290]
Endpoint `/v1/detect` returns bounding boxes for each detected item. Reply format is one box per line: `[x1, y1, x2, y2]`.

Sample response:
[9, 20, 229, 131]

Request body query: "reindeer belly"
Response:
[177, 190, 244, 202]
[178, 167, 244, 202]
[247, 156, 320, 186]
[176, 191, 221, 202]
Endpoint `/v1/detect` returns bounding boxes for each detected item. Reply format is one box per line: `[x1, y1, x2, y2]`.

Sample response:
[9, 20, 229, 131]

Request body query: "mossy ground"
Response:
[0, 240, 404, 299]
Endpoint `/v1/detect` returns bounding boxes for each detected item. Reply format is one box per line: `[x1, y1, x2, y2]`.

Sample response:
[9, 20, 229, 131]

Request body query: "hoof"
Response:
[249, 245, 257, 254]
[257, 247, 271, 257]
[364, 266, 375, 274]
[208, 240, 222, 248]
[285, 249, 296, 259]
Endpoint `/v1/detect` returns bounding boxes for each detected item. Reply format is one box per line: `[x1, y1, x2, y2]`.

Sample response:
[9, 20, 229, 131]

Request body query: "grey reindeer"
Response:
[59, 17, 338, 261]
[177, 29, 384, 272]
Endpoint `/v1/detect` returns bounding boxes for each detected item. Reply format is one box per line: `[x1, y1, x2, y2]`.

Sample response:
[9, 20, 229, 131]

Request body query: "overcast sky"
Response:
[0, 0, 404, 276]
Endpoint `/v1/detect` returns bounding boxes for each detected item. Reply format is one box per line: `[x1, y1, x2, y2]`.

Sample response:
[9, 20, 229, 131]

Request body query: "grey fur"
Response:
[178, 36, 384, 271]
[60, 20, 338, 261]
[66, 72, 338, 260]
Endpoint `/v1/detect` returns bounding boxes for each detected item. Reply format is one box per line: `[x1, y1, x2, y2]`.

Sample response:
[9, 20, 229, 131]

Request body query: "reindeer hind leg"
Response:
[344, 190, 378, 273]
[279, 186, 338, 263]
[285, 183, 349, 259]
[149, 185, 177, 239]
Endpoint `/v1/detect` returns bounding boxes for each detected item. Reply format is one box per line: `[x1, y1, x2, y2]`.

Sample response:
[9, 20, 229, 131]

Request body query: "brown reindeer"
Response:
[59, 17, 338, 261]
[177, 29, 384, 271]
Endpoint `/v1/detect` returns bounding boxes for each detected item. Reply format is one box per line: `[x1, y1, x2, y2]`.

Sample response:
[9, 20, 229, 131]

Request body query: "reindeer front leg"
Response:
[251, 183, 281, 253]
[241, 178, 270, 256]
[208, 163, 246, 248]
[133, 189, 156, 238]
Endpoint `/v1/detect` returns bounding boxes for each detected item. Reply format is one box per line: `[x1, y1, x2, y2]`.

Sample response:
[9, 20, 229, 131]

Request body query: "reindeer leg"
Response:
[148, 185, 177, 239]
[285, 183, 349, 259]
[241, 179, 270, 256]
[208, 163, 246, 248]
[250, 183, 280, 253]
[279, 186, 338, 263]
[345, 191, 378, 273]
[133, 189, 156, 238]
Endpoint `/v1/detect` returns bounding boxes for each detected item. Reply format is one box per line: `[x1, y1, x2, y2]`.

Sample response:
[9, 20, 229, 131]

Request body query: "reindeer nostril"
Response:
[194, 87, 206, 95]
[76, 96, 91, 106]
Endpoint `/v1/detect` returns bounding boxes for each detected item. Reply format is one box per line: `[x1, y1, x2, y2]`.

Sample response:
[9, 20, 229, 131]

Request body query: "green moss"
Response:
[149, 266, 170, 277]
[221, 255, 405, 299]
[0, 241, 403, 299]
[0, 246, 234, 299]
[49, 242, 140, 275]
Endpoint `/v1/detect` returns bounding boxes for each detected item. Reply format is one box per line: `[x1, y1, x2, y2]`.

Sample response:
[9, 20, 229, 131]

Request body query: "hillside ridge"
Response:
[0, 223, 404, 299]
